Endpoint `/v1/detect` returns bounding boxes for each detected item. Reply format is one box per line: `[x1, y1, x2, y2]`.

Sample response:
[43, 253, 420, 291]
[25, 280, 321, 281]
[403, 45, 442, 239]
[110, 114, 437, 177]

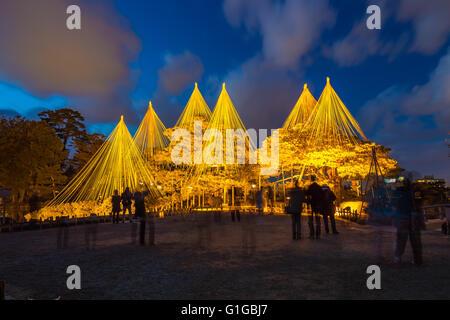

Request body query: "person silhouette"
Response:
[321, 185, 339, 234]
[286, 179, 306, 240]
[133, 191, 148, 245]
[111, 190, 121, 224]
[121, 187, 133, 223]
[306, 176, 324, 239]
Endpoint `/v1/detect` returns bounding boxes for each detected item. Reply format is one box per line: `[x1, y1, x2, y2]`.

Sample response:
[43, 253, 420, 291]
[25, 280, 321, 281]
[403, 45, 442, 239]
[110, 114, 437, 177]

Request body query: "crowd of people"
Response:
[285, 176, 339, 240]
[111, 187, 153, 246]
[284, 175, 427, 266]
[53, 176, 430, 267]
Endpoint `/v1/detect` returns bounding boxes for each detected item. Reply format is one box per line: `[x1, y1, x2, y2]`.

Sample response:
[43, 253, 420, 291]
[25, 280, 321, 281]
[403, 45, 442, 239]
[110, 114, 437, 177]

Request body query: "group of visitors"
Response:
[286, 176, 339, 240]
[111, 187, 133, 224]
[111, 187, 154, 246]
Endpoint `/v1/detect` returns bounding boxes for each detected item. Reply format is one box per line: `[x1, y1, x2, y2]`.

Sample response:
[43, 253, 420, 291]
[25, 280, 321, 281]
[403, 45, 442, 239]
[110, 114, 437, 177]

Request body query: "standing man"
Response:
[133, 191, 147, 245]
[321, 185, 339, 234]
[286, 179, 305, 240]
[111, 190, 121, 224]
[306, 176, 324, 239]
[121, 187, 133, 223]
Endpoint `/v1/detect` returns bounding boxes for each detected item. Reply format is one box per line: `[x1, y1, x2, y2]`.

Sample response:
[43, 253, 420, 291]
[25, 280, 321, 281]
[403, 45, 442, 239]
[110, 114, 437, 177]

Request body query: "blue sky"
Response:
[0, 0, 448, 181]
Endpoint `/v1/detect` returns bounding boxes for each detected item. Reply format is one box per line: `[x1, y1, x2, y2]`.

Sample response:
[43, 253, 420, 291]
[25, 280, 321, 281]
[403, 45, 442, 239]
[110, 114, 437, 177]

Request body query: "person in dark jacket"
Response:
[391, 180, 424, 265]
[121, 187, 133, 223]
[286, 179, 306, 240]
[306, 176, 324, 239]
[133, 191, 147, 245]
[321, 185, 339, 234]
[111, 190, 121, 224]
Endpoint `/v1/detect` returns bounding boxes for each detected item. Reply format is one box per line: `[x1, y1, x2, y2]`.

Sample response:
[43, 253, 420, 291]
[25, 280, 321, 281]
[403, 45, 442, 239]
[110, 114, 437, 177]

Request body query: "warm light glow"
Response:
[175, 82, 212, 129]
[282, 83, 317, 129]
[133, 101, 170, 159]
[303, 77, 367, 145]
[46, 116, 160, 207]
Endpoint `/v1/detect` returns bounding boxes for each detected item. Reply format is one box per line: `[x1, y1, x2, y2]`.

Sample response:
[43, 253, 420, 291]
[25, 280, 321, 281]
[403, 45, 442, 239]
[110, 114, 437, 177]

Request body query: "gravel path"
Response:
[1, 213, 449, 299]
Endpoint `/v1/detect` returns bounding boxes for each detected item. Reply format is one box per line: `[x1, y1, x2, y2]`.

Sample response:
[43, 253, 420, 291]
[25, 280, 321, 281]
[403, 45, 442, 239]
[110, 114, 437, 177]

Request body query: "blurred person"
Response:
[306, 176, 324, 239]
[443, 204, 450, 235]
[242, 212, 256, 255]
[212, 191, 222, 224]
[285, 179, 306, 240]
[231, 194, 241, 223]
[111, 190, 121, 224]
[391, 180, 425, 265]
[267, 186, 274, 213]
[121, 187, 133, 223]
[197, 212, 212, 249]
[255, 188, 264, 215]
[85, 214, 98, 250]
[133, 191, 148, 246]
[56, 215, 70, 249]
[321, 185, 339, 235]
[148, 210, 156, 246]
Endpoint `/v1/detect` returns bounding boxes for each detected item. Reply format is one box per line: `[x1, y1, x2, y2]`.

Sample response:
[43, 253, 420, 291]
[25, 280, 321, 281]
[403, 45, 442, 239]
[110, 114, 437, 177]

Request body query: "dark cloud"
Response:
[151, 51, 204, 126]
[224, 0, 336, 68]
[157, 51, 204, 95]
[224, 55, 300, 130]
[397, 0, 450, 55]
[400, 47, 450, 129]
[0, 0, 141, 124]
[222, 0, 335, 130]
[359, 48, 450, 182]
[326, 0, 450, 66]
[323, 18, 409, 67]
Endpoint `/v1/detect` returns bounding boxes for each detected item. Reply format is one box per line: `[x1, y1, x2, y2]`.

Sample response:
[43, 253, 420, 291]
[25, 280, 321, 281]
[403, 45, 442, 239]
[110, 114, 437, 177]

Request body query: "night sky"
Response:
[0, 0, 448, 181]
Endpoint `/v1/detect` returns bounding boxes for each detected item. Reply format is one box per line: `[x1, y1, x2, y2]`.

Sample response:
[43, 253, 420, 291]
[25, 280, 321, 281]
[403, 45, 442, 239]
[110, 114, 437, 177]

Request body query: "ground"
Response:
[1, 213, 449, 299]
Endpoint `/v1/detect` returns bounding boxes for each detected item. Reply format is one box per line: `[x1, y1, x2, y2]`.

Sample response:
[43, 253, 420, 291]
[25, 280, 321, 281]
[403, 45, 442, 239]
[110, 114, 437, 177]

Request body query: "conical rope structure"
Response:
[175, 82, 212, 129]
[191, 83, 255, 181]
[282, 83, 317, 130]
[133, 101, 170, 160]
[303, 77, 367, 145]
[46, 116, 159, 207]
